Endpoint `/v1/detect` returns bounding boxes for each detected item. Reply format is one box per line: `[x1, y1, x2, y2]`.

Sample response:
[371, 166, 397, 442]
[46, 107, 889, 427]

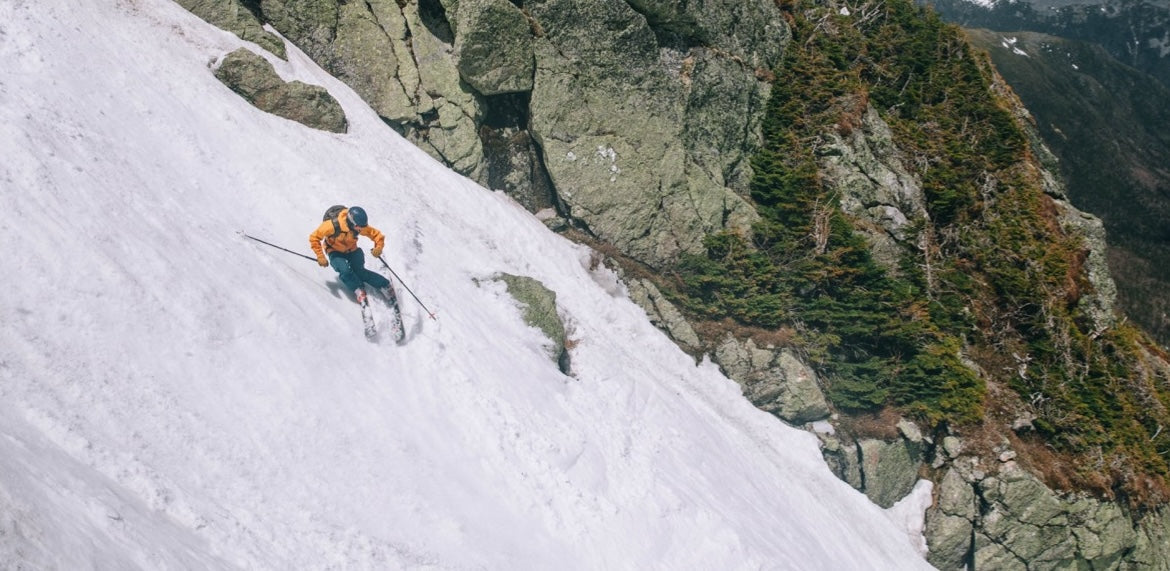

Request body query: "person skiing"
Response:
[309, 205, 392, 304]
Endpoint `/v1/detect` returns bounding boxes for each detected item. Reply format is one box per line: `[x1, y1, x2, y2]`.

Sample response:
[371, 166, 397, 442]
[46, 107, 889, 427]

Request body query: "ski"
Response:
[357, 289, 377, 340]
[377, 285, 406, 344]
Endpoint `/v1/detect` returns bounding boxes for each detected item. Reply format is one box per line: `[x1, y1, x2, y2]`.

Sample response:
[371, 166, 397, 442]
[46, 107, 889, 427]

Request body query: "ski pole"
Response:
[377, 254, 437, 320]
[239, 231, 316, 262]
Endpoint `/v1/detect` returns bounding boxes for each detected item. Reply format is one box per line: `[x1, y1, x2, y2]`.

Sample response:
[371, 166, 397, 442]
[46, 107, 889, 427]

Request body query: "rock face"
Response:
[921, 446, 1170, 571]
[213, 48, 347, 133]
[857, 432, 925, 508]
[448, 0, 534, 95]
[205, 0, 788, 268]
[816, 424, 1170, 570]
[818, 74, 1119, 330]
[1053, 197, 1118, 331]
[525, 0, 779, 265]
[257, 0, 487, 178]
[924, 468, 978, 570]
[818, 104, 928, 273]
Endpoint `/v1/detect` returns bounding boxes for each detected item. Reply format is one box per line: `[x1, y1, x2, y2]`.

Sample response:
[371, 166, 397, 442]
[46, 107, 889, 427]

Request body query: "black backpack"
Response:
[322, 205, 347, 238]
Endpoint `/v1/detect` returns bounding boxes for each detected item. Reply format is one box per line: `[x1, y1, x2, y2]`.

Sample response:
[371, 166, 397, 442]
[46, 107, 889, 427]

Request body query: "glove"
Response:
[317, 255, 329, 267]
[371, 247, 383, 258]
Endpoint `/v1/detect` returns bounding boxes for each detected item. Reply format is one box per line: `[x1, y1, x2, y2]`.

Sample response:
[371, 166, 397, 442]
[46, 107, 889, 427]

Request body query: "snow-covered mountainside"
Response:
[0, 1, 934, 569]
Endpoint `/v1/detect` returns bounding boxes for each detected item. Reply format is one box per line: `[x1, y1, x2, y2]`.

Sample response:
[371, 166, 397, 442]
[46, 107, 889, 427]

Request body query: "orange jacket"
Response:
[309, 208, 386, 257]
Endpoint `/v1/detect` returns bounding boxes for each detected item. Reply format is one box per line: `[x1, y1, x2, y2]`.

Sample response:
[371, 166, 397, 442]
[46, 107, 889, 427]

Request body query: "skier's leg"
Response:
[350, 249, 391, 289]
[329, 252, 363, 292]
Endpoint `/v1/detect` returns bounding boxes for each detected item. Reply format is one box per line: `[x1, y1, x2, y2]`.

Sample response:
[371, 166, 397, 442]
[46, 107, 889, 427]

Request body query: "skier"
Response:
[309, 205, 392, 304]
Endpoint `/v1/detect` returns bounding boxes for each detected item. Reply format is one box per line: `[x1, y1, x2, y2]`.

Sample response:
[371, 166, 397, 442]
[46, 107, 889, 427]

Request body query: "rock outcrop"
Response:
[525, 0, 779, 265]
[201, 0, 787, 268]
[624, 277, 702, 353]
[818, 103, 929, 273]
[714, 336, 831, 425]
[258, 0, 486, 178]
[177, 0, 286, 58]
[990, 71, 1119, 331]
[213, 48, 347, 133]
[815, 421, 1170, 570]
[494, 273, 570, 374]
[922, 436, 1169, 570]
[447, 0, 534, 95]
[817, 418, 926, 508]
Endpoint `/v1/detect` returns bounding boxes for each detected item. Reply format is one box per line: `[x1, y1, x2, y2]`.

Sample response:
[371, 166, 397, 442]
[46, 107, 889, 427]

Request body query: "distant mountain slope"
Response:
[929, 0, 1170, 87]
[962, 29, 1170, 346]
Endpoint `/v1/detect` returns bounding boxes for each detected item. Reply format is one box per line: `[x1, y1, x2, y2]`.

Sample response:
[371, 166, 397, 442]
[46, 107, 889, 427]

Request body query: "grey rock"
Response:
[1132, 507, 1170, 570]
[1053, 199, 1118, 331]
[494, 274, 570, 374]
[712, 334, 753, 381]
[942, 436, 963, 459]
[259, 0, 339, 58]
[624, 278, 701, 351]
[998, 72, 1118, 333]
[857, 438, 922, 508]
[626, 0, 787, 66]
[972, 463, 1128, 570]
[819, 104, 928, 272]
[330, 1, 419, 123]
[176, 0, 287, 58]
[921, 448, 1152, 571]
[713, 336, 831, 424]
[261, 0, 487, 180]
[896, 418, 925, 444]
[482, 126, 559, 212]
[403, 5, 486, 180]
[982, 466, 1069, 528]
[1069, 500, 1137, 568]
[525, 0, 782, 266]
[1011, 412, 1037, 433]
[258, 0, 409, 120]
[450, 0, 534, 94]
[773, 351, 832, 424]
[680, 48, 772, 196]
[213, 48, 347, 133]
[973, 532, 1027, 570]
[938, 467, 978, 520]
[818, 432, 864, 490]
[925, 468, 976, 571]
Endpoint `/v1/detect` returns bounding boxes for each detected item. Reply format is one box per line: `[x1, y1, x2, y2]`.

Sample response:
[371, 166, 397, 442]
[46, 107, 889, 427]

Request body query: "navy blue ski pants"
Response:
[328, 249, 390, 293]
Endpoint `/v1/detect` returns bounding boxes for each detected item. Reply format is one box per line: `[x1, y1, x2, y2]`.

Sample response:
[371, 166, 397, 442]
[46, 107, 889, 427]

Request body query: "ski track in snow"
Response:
[0, 1, 936, 569]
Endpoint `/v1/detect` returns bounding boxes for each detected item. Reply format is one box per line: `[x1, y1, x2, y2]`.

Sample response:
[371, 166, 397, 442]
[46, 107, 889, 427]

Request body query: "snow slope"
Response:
[0, 1, 935, 569]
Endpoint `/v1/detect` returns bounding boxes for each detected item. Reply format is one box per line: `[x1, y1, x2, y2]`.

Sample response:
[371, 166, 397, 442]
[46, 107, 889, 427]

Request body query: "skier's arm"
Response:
[308, 221, 331, 260]
[363, 226, 386, 256]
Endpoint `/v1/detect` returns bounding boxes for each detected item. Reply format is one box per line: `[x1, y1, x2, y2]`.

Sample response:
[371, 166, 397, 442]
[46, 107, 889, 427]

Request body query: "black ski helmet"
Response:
[348, 206, 368, 227]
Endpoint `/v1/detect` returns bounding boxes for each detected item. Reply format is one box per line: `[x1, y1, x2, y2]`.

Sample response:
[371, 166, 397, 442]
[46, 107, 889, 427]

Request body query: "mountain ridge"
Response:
[959, 28, 1170, 348]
